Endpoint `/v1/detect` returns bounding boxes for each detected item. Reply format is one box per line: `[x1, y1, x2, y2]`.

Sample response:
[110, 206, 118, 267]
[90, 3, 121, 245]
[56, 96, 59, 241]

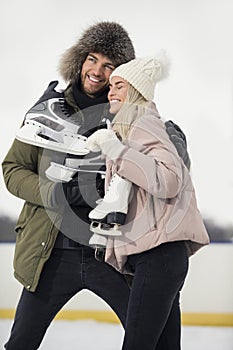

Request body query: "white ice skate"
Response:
[16, 97, 89, 156]
[46, 155, 106, 182]
[89, 233, 107, 248]
[89, 173, 132, 237]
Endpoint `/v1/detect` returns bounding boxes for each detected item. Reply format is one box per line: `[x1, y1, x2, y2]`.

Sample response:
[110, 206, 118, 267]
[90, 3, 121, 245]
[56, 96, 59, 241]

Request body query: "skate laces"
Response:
[51, 98, 70, 120]
[94, 174, 116, 205]
[106, 174, 116, 191]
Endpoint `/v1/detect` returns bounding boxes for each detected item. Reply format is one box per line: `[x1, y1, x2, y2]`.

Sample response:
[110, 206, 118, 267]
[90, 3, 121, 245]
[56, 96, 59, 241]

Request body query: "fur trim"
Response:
[59, 21, 135, 83]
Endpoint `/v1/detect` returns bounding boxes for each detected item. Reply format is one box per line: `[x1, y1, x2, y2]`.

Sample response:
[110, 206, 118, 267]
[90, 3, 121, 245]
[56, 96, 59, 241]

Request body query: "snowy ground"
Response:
[1, 319, 233, 350]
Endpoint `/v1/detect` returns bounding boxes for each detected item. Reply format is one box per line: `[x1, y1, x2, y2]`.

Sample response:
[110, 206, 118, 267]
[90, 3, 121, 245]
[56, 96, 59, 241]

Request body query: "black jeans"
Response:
[4, 246, 130, 350]
[122, 241, 189, 350]
[5, 242, 188, 350]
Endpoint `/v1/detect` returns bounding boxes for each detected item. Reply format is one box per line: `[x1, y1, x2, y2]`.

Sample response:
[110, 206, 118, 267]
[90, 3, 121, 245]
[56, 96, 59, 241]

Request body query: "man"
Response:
[2, 21, 190, 349]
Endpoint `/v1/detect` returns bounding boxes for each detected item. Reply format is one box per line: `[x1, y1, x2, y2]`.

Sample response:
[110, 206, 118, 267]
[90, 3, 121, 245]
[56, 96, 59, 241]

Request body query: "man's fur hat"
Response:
[59, 21, 135, 84]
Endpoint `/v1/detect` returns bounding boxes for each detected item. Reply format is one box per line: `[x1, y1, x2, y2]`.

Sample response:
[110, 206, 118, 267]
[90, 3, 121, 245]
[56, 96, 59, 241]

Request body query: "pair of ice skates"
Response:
[16, 96, 94, 182]
[16, 93, 131, 247]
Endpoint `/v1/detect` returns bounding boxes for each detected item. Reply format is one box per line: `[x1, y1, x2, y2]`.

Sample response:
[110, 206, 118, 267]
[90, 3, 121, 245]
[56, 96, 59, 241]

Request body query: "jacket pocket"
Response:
[15, 203, 38, 233]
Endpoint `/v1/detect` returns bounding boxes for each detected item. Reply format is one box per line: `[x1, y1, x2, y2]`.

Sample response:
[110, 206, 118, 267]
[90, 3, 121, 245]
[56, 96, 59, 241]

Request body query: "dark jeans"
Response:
[5, 242, 188, 350]
[122, 241, 189, 350]
[4, 246, 130, 350]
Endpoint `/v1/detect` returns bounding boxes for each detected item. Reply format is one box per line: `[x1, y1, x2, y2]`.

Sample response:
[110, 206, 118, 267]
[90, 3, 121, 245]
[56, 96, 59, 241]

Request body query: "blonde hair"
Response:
[112, 84, 149, 141]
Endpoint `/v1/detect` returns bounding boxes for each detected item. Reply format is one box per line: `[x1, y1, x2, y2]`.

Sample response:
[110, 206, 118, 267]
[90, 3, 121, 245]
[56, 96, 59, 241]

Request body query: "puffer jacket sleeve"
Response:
[115, 114, 183, 199]
[2, 138, 56, 208]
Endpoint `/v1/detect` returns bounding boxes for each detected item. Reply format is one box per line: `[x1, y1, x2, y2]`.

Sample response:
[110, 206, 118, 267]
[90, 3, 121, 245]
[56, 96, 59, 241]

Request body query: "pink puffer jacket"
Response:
[104, 110, 209, 274]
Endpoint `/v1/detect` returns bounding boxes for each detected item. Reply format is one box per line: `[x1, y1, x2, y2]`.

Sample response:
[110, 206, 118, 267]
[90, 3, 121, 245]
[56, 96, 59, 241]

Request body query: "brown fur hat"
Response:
[58, 21, 135, 84]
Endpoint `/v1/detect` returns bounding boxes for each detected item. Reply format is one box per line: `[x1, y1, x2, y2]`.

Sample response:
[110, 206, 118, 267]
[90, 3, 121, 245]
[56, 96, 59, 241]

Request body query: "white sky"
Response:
[0, 0, 232, 226]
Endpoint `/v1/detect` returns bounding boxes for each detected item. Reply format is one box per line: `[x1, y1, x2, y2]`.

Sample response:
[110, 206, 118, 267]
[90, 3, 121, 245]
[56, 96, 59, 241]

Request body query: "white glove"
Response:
[87, 129, 125, 161]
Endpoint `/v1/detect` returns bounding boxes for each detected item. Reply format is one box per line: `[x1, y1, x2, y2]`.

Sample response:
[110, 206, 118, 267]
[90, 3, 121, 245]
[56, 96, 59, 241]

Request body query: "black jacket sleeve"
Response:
[51, 172, 104, 209]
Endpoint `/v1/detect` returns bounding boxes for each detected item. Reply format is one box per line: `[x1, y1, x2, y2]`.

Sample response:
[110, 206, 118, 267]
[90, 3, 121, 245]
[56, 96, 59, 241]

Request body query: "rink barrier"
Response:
[1, 243, 233, 327]
[0, 309, 233, 327]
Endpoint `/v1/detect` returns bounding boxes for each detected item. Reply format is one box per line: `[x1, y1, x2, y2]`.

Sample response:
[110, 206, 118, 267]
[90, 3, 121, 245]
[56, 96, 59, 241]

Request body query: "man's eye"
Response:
[105, 65, 114, 71]
[88, 56, 95, 62]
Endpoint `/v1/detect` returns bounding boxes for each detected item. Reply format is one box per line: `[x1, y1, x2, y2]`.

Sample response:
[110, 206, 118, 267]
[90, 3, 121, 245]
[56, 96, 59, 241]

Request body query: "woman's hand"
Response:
[87, 129, 125, 161]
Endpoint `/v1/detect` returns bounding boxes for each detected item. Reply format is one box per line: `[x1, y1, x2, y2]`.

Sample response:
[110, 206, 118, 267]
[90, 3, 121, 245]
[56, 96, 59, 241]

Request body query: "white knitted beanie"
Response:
[110, 57, 162, 101]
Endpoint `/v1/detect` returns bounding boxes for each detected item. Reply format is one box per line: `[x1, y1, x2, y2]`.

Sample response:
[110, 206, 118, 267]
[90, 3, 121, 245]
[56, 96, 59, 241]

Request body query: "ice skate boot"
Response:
[45, 154, 106, 182]
[16, 97, 89, 155]
[89, 233, 107, 248]
[89, 173, 132, 237]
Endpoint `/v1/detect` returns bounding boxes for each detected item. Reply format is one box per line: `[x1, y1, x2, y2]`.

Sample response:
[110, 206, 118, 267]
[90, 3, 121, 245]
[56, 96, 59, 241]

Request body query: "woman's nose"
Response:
[108, 88, 115, 101]
[109, 85, 117, 95]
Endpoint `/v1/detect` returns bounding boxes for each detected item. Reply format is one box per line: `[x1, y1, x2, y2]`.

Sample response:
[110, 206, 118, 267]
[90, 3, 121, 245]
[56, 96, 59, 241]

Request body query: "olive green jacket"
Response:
[2, 139, 63, 291]
[2, 84, 111, 292]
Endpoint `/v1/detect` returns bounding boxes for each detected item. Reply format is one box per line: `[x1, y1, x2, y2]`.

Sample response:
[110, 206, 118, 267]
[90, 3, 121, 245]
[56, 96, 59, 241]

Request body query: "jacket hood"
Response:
[58, 21, 135, 84]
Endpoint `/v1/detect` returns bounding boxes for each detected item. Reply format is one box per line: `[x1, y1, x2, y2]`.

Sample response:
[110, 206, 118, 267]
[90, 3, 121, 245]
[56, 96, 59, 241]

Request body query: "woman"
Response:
[87, 57, 209, 350]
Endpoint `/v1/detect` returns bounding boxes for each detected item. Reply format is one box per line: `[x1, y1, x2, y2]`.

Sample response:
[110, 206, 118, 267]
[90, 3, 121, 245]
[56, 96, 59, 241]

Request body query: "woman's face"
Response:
[108, 76, 129, 114]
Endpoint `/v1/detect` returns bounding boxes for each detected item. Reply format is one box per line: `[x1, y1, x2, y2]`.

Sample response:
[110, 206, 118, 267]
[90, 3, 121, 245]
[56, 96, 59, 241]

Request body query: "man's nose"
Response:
[92, 64, 103, 76]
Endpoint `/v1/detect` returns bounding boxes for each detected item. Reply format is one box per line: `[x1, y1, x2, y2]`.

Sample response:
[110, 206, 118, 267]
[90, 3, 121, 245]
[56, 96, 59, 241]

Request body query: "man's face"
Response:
[81, 53, 115, 97]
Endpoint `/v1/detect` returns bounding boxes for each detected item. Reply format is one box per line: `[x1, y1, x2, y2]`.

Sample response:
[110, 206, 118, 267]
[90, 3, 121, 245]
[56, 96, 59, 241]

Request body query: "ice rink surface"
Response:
[1, 319, 233, 350]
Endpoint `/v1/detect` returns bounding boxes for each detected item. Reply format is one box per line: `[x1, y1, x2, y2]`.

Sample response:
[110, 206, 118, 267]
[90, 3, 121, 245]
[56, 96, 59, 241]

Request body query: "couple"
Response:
[2, 21, 209, 349]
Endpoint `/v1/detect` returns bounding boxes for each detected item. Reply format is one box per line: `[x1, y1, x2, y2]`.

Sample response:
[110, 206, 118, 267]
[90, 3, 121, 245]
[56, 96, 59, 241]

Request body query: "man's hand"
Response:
[165, 120, 191, 170]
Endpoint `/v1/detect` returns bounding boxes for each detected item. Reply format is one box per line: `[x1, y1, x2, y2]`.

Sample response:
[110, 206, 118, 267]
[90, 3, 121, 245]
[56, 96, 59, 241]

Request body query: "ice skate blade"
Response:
[16, 124, 89, 155]
[90, 221, 122, 236]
